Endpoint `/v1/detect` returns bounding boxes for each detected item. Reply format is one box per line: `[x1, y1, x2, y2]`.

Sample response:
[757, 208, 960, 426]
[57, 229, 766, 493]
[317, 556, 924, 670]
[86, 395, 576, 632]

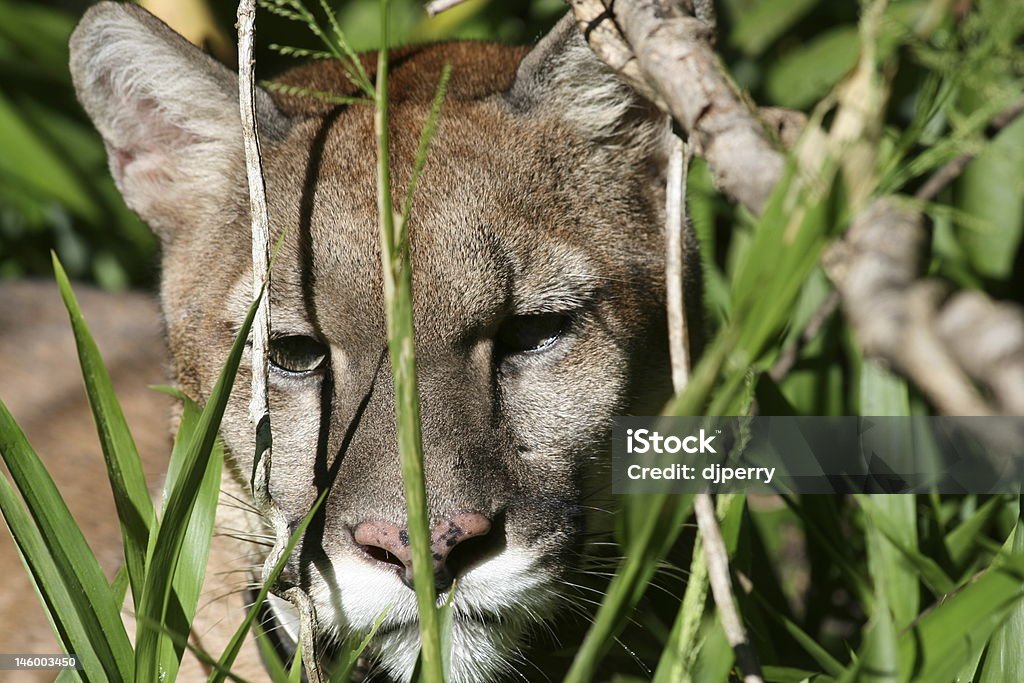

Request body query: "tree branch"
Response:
[569, 0, 785, 214]
[915, 95, 1024, 202]
[824, 197, 1024, 417]
[567, 2, 1024, 418]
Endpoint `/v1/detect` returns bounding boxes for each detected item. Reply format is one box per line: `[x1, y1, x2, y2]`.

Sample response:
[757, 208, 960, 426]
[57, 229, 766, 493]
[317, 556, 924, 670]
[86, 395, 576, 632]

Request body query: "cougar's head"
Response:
[71, 4, 692, 680]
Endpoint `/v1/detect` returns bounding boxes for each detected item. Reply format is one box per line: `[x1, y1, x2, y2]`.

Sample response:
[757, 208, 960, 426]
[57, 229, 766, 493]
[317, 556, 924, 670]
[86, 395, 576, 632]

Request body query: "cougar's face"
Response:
[71, 5, 679, 681]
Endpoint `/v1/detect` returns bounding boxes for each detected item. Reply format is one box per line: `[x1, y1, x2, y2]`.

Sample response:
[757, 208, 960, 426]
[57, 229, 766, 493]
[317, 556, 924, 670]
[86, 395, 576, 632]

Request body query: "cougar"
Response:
[4, 3, 701, 681]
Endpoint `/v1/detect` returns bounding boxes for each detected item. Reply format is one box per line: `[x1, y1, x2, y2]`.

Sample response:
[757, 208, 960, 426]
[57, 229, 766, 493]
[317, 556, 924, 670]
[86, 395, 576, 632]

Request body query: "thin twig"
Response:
[664, 131, 763, 683]
[695, 494, 763, 683]
[666, 135, 691, 391]
[425, 0, 470, 17]
[769, 290, 841, 382]
[237, 1, 270, 442]
[915, 95, 1024, 202]
[237, 4, 323, 681]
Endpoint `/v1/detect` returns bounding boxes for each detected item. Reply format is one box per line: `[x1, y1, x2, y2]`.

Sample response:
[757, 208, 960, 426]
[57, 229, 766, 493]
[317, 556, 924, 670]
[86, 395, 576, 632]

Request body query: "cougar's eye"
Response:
[269, 335, 328, 375]
[496, 313, 569, 355]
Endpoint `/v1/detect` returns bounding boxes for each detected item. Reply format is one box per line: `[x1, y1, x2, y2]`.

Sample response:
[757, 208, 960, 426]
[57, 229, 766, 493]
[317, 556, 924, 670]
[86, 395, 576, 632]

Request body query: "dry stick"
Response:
[694, 495, 762, 683]
[569, 0, 784, 215]
[237, 3, 324, 682]
[770, 96, 1024, 385]
[769, 291, 841, 382]
[915, 94, 1024, 202]
[237, 1, 269, 439]
[666, 135, 691, 391]
[425, 0, 470, 17]
[664, 136, 764, 683]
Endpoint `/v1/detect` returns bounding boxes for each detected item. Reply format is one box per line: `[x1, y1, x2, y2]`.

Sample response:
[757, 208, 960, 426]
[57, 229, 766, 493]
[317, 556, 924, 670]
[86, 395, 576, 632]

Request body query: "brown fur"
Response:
[0, 4, 700, 681]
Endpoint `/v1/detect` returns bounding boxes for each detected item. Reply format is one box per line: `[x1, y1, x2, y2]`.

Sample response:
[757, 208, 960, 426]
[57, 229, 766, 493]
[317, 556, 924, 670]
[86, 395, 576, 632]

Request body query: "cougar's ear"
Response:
[504, 12, 668, 152]
[69, 2, 289, 240]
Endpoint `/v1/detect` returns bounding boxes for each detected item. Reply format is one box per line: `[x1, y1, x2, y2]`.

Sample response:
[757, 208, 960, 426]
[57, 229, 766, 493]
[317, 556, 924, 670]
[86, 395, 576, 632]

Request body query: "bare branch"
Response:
[237, 1, 270, 441]
[825, 197, 1024, 417]
[694, 494, 764, 683]
[237, 4, 323, 680]
[569, 0, 785, 214]
[664, 129, 763, 683]
[666, 135, 691, 391]
[568, 2, 1023, 417]
[915, 95, 1024, 201]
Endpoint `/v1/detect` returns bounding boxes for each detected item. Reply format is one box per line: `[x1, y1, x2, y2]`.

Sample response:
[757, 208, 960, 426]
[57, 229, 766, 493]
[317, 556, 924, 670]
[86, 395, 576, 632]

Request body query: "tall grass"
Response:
[2, 1, 1024, 682]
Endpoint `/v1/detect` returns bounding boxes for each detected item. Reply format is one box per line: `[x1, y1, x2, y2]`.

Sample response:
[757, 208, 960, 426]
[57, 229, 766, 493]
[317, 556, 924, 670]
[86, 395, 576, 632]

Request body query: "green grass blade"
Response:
[135, 295, 260, 683]
[758, 599, 844, 678]
[329, 606, 392, 682]
[53, 254, 156, 611]
[0, 397, 135, 680]
[945, 496, 1003, 574]
[208, 488, 327, 683]
[252, 619, 290, 682]
[148, 395, 225, 681]
[0, 459, 107, 680]
[857, 496, 954, 596]
[838, 591, 898, 683]
[399, 63, 451, 227]
[977, 507, 1024, 683]
[374, 1, 444, 680]
[863, 495, 919, 630]
[564, 494, 694, 683]
[288, 639, 304, 683]
[654, 495, 740, 683]
[0, 397, 136, 679]
[896, 551, 1024, 681]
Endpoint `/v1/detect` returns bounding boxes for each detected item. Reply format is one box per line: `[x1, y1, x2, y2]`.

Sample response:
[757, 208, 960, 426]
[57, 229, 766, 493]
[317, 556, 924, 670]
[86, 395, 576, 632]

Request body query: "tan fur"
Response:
[0, 4, 699, 681]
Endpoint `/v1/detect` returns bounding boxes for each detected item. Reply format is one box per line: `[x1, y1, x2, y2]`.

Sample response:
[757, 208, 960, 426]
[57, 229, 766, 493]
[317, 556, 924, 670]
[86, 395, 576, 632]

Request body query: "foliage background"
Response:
[2, 0, 1021, 304]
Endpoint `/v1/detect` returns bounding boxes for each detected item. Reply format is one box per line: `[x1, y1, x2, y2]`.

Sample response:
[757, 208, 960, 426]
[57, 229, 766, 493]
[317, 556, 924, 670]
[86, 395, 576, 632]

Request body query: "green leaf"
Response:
[730, 0, 820, 56]
[329, 605, 391, 682]
[288, 639, 304, 683]
[565, 494, 695, 683]
[977, 508, 1024, 683]
[839, 591, 898, 683]
[208, 488, 328, 683]
[859, 360, 910, 417]
[858, 496, 954, 596]
[54, 255, 155, 611]
[152, 396, 224, 681]
[0, 401, 135, 679]
[0, 92, 100, 221]
[945, 496, 1003, 572]
[955, 100, 1024, 279]
[0, 461, 108, 680]
[135, 294, 261, 683]
[897, 552, 1024, 682]
[252, 620, 290, 682]
[766, 27, 860, 109]
[862, 495, 918, 631]
[758, 598, 845, 678]
[690, 614, 734, 683]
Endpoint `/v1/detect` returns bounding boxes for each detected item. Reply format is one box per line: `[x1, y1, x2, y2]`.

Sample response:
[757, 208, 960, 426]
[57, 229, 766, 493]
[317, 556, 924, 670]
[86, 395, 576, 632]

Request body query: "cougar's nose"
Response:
[353, 512, 492, 592]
